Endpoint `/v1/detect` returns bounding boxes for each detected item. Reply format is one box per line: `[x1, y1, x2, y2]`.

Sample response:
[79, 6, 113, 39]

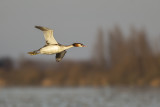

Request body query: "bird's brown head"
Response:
[72, 43, 86, 47]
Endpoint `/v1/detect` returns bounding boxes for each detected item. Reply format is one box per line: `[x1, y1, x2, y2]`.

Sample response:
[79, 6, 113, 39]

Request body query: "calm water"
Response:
[0, 87, 160, 107]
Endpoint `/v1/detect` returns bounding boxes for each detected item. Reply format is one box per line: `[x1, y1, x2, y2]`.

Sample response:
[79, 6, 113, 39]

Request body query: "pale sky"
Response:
[0, 0, 160, 61]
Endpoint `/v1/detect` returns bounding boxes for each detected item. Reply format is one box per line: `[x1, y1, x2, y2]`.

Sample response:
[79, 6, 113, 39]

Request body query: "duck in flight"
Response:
[28, 26, 85, 62]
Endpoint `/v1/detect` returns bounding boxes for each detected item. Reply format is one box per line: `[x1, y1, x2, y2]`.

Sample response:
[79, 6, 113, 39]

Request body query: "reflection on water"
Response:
[0, 87, 160, 107]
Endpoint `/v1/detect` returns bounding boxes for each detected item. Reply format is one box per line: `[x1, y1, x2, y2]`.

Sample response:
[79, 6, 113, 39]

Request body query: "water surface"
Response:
[0, 87, 160, 107]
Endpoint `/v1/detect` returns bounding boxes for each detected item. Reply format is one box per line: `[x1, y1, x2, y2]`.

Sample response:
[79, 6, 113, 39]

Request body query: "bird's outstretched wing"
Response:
[35, 26, 58, 45]
[56, 50, 67, 62]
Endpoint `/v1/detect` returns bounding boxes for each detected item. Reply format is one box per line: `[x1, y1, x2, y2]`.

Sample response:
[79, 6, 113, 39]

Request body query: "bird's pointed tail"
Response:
[28, 51, 39, 55]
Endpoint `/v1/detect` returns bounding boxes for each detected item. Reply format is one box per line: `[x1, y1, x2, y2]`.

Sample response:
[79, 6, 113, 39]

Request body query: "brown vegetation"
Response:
[0, 26, 160, 87]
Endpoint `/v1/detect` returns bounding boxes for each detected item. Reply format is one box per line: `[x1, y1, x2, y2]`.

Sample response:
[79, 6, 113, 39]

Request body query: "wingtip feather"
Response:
[35, 26, 48, 31]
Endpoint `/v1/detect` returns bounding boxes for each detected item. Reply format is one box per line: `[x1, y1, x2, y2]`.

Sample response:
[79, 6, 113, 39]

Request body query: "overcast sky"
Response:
[0, 0, 160, 61]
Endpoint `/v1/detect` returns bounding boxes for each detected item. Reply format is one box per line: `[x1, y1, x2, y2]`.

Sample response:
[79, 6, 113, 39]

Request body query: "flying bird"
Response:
[28, 26, 85, 62]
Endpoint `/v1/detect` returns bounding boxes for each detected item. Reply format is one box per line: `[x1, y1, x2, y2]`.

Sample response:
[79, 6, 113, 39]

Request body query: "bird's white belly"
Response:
[40, 45, 63, 54]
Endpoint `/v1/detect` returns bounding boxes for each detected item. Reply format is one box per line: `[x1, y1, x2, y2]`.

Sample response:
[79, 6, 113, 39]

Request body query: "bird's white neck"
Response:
[63, 45, 74, 50]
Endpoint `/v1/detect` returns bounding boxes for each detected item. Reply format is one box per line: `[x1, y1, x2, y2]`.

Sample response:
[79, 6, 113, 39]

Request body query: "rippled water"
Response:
[0, 87, 160, 107]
